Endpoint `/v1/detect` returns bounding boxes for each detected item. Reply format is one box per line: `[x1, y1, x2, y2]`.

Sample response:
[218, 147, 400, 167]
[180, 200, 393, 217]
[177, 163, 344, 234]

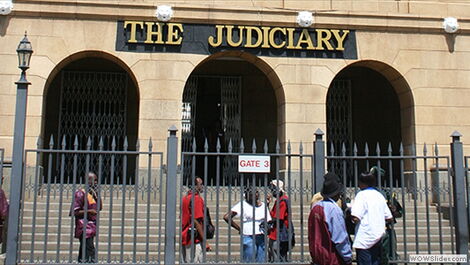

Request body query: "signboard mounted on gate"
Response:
[238, 155, 271, 173]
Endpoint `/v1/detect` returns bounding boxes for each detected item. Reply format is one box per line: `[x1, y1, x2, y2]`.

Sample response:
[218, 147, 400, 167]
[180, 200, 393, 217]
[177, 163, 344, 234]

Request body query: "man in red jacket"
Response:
[308, 173, 352, 265]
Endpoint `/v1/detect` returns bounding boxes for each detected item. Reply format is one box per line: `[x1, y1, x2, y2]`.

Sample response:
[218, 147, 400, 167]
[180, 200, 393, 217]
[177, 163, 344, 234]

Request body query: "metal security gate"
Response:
[327, 79, 353, 183]
[56, 71, 129, 184]
[220, 76, 241, 185]
[181, 75, 241, 186]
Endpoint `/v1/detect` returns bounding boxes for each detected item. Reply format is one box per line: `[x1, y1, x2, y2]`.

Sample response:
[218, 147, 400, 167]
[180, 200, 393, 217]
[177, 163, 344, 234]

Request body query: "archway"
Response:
[42, 52, 139, 184]
[326, 61, 415, 186]
[181, 52, 284, 186]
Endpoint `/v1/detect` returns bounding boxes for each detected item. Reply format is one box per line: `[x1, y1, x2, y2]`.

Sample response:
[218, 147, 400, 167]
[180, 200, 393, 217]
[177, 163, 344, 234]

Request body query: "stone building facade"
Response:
[0, 0, 469, 169]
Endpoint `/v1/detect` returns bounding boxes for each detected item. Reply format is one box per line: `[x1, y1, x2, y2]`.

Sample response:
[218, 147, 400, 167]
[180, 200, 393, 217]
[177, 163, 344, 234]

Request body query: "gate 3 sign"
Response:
[116, 21, 357, 59]
[238, 155, 271, 173]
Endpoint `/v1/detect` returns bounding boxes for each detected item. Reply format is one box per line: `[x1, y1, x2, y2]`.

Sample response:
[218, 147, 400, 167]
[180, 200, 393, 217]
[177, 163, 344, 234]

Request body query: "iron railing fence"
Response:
[180, 138, 314, 264]
[327, 141, 456, 263]
[18, 136, 165, 264]
[7, 129, 469, 265]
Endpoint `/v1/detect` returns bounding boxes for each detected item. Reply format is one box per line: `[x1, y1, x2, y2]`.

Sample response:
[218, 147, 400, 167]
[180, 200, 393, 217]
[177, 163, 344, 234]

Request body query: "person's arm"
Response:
[328, 206, 353, 264]
[223, 211, 240, 233]
[74, 209, 97, 218]
[193, 218, 204, 240]
[350, 193, 365, 224]
[73, 191, 98, 218]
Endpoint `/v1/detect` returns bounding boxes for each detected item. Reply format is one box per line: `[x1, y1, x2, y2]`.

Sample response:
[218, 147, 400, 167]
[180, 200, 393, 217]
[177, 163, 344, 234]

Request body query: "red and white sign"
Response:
[238, 155, 270, 173]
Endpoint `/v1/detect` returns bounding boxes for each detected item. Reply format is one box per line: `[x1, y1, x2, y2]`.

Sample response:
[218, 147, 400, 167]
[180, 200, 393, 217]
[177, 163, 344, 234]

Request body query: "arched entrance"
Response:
[181, 53, 284, 186]
[326, 61, 414, 186]
[42, 52, 139, 184]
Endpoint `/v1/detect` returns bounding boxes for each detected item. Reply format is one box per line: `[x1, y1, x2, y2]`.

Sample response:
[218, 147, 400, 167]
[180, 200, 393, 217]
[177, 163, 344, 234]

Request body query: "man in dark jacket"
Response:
[308, 173, 352, 265]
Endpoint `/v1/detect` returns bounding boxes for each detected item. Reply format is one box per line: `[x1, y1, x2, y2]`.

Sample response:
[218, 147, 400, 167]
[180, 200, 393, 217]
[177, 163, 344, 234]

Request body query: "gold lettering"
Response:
[124, 21, 143, 43]
[286, 28, 296, 49]
[331, 29, 349, 51]
[245, 26, 262, 48]
[208, 25, 225, 47]
[269, 27, 286, 49]
[261, 27, 270, 48]
[295, 29, 315, 50]
[166, 23, 183, 45]
[144, 22, 164, 44]
[226, 25, 244, 47]
[316, 29, 334, 50]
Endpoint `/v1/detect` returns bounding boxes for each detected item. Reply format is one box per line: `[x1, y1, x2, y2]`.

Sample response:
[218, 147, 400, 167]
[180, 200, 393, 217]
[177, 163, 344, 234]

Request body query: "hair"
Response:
[187, 177, 203, 189]
[359, 172, 376, 187]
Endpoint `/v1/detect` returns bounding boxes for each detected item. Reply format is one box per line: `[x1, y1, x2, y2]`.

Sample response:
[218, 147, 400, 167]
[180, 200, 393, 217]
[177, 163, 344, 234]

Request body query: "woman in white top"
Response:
[224, 187, 271, 263]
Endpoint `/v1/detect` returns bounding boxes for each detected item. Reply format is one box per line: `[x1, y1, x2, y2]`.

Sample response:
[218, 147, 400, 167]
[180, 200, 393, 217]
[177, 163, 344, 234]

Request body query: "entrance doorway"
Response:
[327, 65, 405, 186]
[43, 55, 139, 184]
[182, 57, 278, 186]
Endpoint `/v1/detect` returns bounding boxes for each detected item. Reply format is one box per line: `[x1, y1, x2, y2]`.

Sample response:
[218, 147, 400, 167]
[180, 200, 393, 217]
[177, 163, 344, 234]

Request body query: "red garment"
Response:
[268, 195, 289, 241]
[181, 191, 204, 246]
[308, 204, 345, 265]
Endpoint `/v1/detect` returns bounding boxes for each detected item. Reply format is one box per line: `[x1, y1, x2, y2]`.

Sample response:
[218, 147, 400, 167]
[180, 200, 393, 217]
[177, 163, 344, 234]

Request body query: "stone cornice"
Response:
[9, 0, 470, 34]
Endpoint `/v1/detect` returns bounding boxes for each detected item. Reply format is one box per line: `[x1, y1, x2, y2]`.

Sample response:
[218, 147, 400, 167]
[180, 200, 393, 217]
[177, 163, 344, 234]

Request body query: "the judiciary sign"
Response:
[116, 21, 357, 59]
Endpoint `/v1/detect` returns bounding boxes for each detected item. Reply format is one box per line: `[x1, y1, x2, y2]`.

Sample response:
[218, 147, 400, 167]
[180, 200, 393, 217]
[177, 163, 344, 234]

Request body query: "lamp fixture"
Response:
[443, 17, 459, 34]
[0, 0, 13, 15]
[297, 11, 313, 27]
[156, 5, 173, 22]
[16, 32, 33, 71]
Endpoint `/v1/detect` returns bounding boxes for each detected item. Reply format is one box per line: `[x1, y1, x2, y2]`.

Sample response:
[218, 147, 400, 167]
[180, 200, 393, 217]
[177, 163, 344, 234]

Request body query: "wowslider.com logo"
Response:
[409, 254, 467, 263]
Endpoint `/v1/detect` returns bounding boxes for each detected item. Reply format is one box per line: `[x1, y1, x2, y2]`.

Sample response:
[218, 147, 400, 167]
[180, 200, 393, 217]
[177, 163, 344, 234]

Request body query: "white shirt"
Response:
[351, 188, 392, 249]
[231, 201, 271, 236]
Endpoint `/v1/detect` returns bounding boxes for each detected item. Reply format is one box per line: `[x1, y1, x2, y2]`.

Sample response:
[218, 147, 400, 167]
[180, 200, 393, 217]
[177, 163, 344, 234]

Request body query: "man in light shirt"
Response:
[224, 186, 271, 263]
[351, 172, 393, 265]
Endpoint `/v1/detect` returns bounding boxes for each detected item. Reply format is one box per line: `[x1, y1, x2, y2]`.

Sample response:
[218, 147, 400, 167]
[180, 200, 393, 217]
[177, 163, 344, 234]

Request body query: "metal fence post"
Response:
[450, 131, 469, 257]
[6, 61, 31, 265]
[164, 125, 178, 265]
[313, 129, 325, 193]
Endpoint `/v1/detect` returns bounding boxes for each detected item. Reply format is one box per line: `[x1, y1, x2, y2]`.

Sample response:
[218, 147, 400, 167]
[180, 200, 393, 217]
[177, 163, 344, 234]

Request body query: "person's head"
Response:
[244, 186, 259, 205]
[321, 172, 344, 201]
[189, 177, 204, 194]
[359, 172, 377, 189]
[269, 179, 285, 197]
[85, 172, 98, 189]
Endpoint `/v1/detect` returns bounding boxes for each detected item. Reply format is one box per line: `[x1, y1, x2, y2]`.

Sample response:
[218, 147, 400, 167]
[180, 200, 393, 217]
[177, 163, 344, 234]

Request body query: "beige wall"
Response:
[0, 0, 470, 161]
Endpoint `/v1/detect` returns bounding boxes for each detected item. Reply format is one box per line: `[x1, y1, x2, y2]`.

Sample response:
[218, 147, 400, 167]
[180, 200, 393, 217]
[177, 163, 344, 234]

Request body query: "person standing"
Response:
[351, 172, 393, 265]
[308, 173, 352, 265]
[368, 166, 402, 265]
[72, 172, 102, 263]
[267, 180, 292, 262]
[224, 186, 271, 263]
[181, 177, 205, 263]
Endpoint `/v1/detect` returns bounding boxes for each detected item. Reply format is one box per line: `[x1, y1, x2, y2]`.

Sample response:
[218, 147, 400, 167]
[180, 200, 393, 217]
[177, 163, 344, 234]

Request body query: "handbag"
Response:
[279, 199, 295, 248]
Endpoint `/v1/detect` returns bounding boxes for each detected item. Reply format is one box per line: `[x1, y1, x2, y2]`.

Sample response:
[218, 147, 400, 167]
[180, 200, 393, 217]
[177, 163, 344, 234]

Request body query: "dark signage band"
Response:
[116, 21, 357, 59]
